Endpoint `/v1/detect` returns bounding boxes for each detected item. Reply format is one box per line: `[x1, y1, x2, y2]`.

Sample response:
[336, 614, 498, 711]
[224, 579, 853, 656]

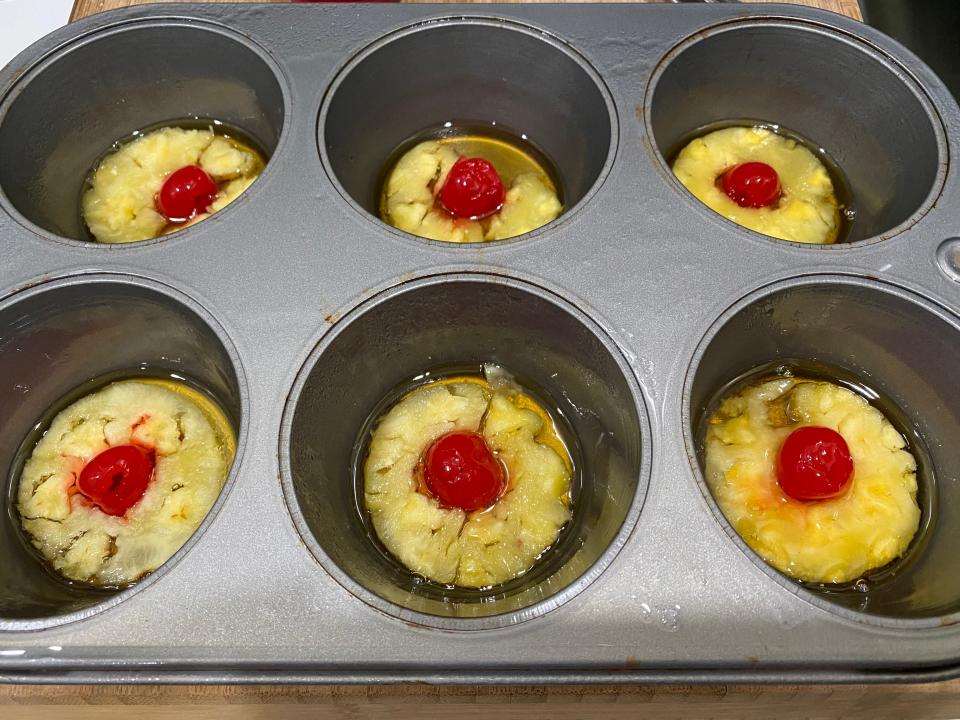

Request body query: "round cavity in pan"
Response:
[0, 273, 245, 630]
[0, 20, 286, 244]
[281, 274, 649, 629]
[320, 18, 616, 243]
[684, 275, 960, 627]
[645, 19, 946, 245]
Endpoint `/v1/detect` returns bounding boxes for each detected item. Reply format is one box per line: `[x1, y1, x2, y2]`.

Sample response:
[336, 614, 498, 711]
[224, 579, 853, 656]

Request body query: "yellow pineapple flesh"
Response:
[381, 139, 562, 243]
[17, 380, 235, 586]
[704, 378, 920, 584]
[82, 126, 264, 244]
[363, 374, 572, 587]
[672, 126, 841, 244]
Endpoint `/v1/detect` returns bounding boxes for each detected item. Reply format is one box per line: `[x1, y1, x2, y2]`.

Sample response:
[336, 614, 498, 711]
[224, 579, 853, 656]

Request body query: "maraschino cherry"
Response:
[155, 166, 219, 222]
[777, 426, 853, 501]
[722, 161, 781, 208]
[439, 157, 505, 220]
[77, 445, 156, 517]
[420, 431, 505, 512]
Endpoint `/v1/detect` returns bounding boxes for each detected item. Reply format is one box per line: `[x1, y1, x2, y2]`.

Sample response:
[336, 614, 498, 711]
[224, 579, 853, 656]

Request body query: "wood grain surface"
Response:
[3, 680, 960, 717]
[10, 0, 956, 716]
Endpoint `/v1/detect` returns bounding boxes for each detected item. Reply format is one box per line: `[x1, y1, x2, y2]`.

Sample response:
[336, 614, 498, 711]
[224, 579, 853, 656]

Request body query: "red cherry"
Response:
[777, 426, 854, 501]
[77, 445, 155, 517]
[722, 161, 781, 208]
[438, 157, 505, 220]
[421, 431, 505, 512]
[155, 165, 219, 222]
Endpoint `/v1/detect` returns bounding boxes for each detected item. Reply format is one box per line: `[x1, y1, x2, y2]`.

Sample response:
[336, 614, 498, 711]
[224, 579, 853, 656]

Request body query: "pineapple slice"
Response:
[671, 126, 841, 244]
[17, 380, 235, 586]
[363, 378, 572, 587]
[82, 126, 263, 244]
[381, 139, 561, 243]
[704, 378, 920, 584]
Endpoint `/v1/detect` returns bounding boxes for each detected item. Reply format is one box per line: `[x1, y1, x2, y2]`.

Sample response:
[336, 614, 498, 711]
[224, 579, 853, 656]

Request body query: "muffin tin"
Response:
[0, 2, 958, 683]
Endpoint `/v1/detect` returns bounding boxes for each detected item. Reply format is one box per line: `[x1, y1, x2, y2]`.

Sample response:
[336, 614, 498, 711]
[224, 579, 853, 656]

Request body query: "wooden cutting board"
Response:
[9, 0, 960, 717]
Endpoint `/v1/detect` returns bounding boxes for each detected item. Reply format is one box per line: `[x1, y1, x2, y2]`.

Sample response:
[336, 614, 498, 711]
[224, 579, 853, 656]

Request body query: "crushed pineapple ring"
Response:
[704, 378, 920, 584]
[382, 140, 562, 243]
[672, 126, 841, 244]
[364, 380, 572, 588]
[17, 380, 235, 586]
[82, 127, 265, 244]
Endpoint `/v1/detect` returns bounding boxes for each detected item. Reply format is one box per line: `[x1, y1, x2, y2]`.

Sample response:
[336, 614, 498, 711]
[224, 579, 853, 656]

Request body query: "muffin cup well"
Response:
[646, 19, 946, 244]
[684, 275, 960, 626]
[320, 18, 616, 241]
[0, 274, 244, 630]
[281, 274, 649, 629]
[0, 20, 285, 243]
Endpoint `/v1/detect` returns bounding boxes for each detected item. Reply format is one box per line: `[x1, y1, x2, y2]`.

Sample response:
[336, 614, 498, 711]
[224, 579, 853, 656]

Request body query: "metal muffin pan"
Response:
[0, 2, 958, 684]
